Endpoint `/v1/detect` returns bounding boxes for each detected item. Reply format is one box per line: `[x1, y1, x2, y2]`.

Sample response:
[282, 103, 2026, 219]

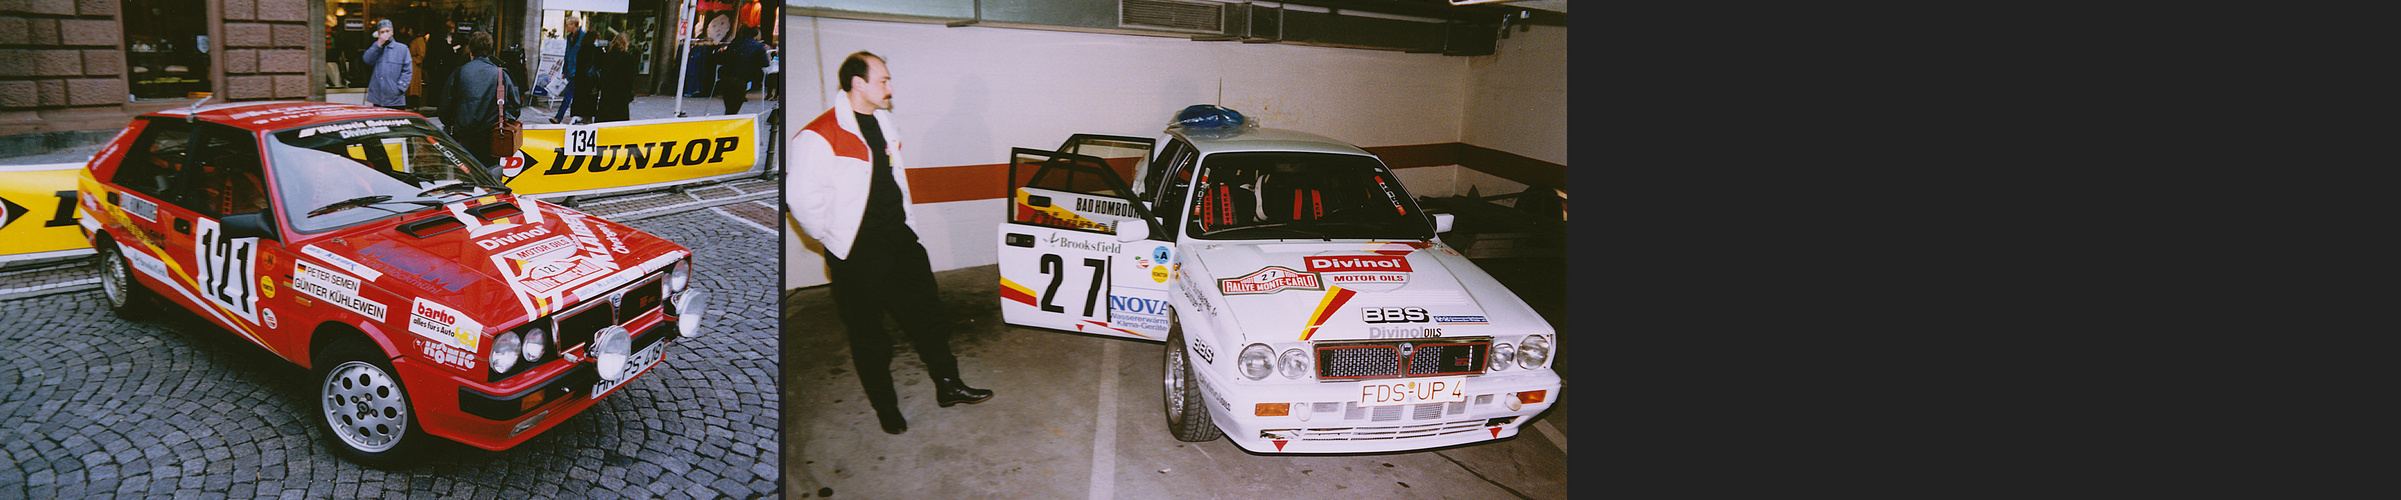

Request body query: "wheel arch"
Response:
[307, 320, 403, 371]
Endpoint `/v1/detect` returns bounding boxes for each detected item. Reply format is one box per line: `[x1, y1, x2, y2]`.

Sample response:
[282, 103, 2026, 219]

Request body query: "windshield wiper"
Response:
[417, 182, 513, 198]
[1201, 223, 1331, 240]
[304, 195, 442, 218]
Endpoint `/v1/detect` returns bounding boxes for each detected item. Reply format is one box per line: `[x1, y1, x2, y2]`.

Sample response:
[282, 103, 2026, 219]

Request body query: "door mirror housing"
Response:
[1430, 212, 1455, 234]
[1114, 220, 1151, 242]
[221, 211, 280, 242]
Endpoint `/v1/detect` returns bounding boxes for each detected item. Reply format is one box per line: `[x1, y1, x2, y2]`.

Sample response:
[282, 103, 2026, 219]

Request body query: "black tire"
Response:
[1163, 310, 1223, 442]
[313, 336, 427, 466]
[95, 239, 156, 318]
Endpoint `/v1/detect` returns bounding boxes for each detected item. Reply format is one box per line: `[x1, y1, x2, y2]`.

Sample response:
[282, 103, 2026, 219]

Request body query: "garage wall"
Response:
[784, 15, 1474, 288]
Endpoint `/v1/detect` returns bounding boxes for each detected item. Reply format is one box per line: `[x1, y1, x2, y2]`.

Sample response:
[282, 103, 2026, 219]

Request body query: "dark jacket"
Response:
[714, 37, 768, 91]
[596, 49, 640, 122]
[441, 56, 522, 164]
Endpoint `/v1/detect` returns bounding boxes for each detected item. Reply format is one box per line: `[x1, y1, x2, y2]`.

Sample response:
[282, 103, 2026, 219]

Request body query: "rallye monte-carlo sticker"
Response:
[1219, 266, 1321, 295]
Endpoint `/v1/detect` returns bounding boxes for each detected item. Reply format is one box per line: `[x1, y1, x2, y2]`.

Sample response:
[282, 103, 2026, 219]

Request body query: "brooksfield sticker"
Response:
[1304, 254, 1412, 293]
[1219, 266, 1322, 295]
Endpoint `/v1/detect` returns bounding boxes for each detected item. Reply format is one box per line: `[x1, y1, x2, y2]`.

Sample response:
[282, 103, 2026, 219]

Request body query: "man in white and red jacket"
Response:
[786, 51, 993, 435]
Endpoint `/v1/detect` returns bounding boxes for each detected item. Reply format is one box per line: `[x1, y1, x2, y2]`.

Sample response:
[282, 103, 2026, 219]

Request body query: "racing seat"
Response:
[1260, 173, 1326, 222]
[1194, 182, 1257, 231]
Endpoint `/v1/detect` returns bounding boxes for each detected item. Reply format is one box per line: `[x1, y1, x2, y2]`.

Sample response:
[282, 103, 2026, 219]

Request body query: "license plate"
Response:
[591, 339, 665, 397]
[1357, 376, 1467, 407]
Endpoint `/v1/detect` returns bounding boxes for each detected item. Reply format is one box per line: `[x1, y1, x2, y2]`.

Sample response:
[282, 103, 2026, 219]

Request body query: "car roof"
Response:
[139, 101, 423, 133]
[1167, 126, 1377, 158]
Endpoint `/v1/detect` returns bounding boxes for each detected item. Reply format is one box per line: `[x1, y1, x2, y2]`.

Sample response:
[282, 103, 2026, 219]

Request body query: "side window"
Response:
[111, 119, 192, 201]
[188, 124, 269, 219]
[1153, 146, 1199, 240]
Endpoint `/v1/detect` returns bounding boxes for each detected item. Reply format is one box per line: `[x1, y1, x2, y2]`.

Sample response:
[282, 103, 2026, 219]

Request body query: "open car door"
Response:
[995, 134, 1174, 340]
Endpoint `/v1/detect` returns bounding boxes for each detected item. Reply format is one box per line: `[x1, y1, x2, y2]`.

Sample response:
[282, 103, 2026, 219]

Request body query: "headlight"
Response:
[1489, 342, 1514, 372]
[520, 326, 548, 363]
[669, 259, 691, 293]
[1277, 348, 1310, 379]
[1238, 344, 1273, 380]
[1518, 335, 1551, 370]
[490, 331, 521, 373]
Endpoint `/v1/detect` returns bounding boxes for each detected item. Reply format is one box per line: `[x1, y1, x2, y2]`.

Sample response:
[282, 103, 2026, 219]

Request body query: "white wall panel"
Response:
[785, 16, 1473, 281]
[1462, 23, 1568, 166]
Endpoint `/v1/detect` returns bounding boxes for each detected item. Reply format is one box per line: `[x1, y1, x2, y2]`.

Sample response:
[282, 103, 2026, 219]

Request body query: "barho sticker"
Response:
[408, 298, 484, 352]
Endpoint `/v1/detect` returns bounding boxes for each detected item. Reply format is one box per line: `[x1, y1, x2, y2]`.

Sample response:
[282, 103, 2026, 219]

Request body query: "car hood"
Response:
[1182, 240, 1549, 344]
[293, 195, 689, 329]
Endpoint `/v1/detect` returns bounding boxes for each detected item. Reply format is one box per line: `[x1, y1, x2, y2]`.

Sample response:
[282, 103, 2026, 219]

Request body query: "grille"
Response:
[1287, 419, 1489, 442]
[550, 273, 666, 351]
[1316, 339, 1489, 380]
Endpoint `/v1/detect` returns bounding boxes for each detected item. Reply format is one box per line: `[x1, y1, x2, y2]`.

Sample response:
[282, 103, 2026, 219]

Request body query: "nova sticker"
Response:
[291, 260, 387, 322]
[1306, 254, 1412, 293]
[1218, 266, 1321, 295]
[1108, 295, 1172, 333]
[408, 298, 484, 352]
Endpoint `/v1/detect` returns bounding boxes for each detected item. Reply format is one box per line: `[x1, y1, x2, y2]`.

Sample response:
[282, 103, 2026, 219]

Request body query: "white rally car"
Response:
[996, 106, 1560, 453]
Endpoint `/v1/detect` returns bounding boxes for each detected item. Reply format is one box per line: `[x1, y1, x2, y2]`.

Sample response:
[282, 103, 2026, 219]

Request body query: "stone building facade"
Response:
[1, 0, 315, 156]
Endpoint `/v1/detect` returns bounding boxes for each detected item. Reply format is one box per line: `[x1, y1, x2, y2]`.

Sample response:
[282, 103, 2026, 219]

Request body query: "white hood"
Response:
[1183, 240, 1549, 344]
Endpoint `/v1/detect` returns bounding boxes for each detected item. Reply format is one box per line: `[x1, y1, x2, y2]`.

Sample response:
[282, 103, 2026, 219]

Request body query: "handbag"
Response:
[490, 71, 522, 158]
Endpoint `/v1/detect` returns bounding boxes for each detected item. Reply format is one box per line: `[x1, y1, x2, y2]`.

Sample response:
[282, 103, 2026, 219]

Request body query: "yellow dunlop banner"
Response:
[499, 115, 763, 196]
[0, 164, 92, 261]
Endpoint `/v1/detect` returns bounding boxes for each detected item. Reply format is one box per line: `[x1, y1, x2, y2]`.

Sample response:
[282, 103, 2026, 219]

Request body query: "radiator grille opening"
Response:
[1122, 0, 1223, 33]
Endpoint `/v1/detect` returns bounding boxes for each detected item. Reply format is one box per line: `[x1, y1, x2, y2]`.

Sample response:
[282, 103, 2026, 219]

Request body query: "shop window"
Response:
[123, 0, 214, 100]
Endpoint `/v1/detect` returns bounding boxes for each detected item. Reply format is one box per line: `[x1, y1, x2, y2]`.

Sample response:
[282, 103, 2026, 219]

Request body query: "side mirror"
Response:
[222, 211, 280, 242]
[1114, 220, 1152, 242]
[1430, 212, 1455, 234]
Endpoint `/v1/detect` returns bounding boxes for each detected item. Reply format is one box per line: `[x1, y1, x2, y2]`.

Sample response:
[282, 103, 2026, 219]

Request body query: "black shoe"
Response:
[875, 407, 907, 434]
[934, 377, 994, 407]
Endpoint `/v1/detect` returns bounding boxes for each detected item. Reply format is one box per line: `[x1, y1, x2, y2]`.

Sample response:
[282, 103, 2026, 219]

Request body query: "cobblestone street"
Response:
[0, 191, 783, 499]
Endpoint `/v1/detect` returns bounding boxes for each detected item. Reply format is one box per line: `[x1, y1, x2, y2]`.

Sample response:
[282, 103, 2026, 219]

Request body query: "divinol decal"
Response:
[504, 117, 759, 195]
[1304, 254, 1412, 293]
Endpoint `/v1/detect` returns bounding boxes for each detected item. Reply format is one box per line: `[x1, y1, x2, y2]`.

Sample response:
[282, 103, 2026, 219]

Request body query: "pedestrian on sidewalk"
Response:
[441, 32, 522, 176]
[363, 19, 412, 111]
[550, 16, 599, 124]
[714, 27, 768, 116]
[787, 51, 994, 435]
[595, 30, 639, 123]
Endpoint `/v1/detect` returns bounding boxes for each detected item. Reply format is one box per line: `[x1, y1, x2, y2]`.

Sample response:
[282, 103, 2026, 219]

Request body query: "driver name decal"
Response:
[291, 260, 388, 322]
[1219, 266, 1321, 295]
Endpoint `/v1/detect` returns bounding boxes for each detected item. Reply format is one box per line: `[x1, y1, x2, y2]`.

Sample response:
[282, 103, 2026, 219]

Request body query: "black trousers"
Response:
[825, 225, 961, 411]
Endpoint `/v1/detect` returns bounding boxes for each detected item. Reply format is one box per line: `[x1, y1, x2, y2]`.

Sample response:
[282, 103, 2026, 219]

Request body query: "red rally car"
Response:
[72, 101, 709, 465]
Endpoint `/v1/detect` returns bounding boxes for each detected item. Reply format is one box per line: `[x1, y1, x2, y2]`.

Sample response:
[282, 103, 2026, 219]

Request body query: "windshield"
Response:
[1185, 152, 1433, 241]
[267, 117, 503, 233]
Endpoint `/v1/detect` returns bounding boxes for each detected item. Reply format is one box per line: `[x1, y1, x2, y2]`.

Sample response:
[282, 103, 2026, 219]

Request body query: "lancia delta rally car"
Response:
[73, 101, 708, 465]
[997, 106, 1560, 453]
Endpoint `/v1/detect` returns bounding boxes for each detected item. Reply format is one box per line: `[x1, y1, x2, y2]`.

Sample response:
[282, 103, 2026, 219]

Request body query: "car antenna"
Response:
[184, 94, 213, 124]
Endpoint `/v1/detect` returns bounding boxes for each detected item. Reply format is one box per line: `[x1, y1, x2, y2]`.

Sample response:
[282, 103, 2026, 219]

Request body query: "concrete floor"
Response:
[781, 253, 1568, 499]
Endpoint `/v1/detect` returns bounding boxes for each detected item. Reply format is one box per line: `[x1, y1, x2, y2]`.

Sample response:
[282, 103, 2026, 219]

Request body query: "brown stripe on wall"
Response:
[902, 143, 1563, 204]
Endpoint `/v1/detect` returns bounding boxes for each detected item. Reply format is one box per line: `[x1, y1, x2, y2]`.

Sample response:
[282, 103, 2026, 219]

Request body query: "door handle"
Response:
[173, 218, 191, 234]
[1005, 233, 1033, 248]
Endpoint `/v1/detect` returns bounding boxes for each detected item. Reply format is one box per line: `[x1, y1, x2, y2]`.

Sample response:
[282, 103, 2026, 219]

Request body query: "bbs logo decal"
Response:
[1362, 307, 1430, 323]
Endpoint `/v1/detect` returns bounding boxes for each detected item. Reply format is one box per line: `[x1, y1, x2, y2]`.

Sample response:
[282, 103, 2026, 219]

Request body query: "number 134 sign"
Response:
[563, 124, 602, 156]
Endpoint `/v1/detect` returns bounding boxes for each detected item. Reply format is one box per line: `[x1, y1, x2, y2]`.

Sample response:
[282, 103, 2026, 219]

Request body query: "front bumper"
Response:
[396, 290, 709, 451]
[1197, 368, 1562, 454]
